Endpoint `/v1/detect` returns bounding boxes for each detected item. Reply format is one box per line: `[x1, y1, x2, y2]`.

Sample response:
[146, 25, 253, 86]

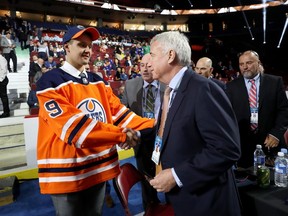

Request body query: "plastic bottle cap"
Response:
[278, 152, 284, 157]
[281, 148, 288, 154]
[256, 144, 262, 148]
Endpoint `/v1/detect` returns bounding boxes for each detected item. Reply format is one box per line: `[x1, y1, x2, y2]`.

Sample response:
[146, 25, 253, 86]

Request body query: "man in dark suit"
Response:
[121, 53, 165, 210]
[195, 57, 226, 90]
[226, 50, 288, 169]
[148, 31, 241, 215]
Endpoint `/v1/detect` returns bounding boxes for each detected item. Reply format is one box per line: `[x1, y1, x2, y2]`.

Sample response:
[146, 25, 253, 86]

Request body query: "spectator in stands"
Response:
[112, 57, 120, 70]
[56, 57, 65, 68]
[120, 68, 128, 81]
[91, 65, 103, 78]
[130, 64, 141, 79]
[28, 40, 37, 53]
[195, 57, 226, 90]
[133, 54, 142, 65]
[93, 55, 104, 68]
[36, 27, 43, 42]
[143, 41, 150, 55]
[27, 83, 39, 112]
[44, 56, 57, 70]
[115, 44, 125, 60]
[37, 41, 49, 61]
[114, 66, 121, 81]
[125, 55, 133, 67]
[18, 28, 28, 50]
[99, 42, 108, 53]
[117, 85, 125, 100]
[34, 65, 48, 83]
[0, 47, 10, 118]
[29, 57, 44, 86]
[129, 44, 136, 59]
[55, 43, 65, 58]
[103, 58, 113, 76]
[135, 42, 143, 57]
[104, 53, 113, 65]
[48, 43, 56, 57]
[1, 31, 17, 73]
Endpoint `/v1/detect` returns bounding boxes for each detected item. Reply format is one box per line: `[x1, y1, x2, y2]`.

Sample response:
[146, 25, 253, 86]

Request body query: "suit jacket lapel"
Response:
[258, 74, 265, 110]
[239, 76, 250, 110]
[136, 78, 143, 115]
[162, 69, 193, 143]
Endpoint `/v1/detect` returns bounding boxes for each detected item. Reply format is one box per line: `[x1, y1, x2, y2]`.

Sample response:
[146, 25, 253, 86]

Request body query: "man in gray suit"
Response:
[121, 54, 165, 210]
[1, 31, 17, 73]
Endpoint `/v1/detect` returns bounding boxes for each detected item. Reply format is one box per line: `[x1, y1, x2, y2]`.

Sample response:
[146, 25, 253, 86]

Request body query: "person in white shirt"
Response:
[0, 48, 10, 118]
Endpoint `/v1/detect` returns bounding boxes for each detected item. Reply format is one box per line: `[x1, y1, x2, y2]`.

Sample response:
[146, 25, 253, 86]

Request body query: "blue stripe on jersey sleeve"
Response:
[68, 115, 89, 145]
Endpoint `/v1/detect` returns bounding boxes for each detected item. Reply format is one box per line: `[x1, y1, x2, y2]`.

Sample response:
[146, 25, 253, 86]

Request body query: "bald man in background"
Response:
[195, 57, 226, 90]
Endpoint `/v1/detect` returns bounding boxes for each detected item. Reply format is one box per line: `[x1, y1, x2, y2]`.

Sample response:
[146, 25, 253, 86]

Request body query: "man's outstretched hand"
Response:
[118, 128, 139, 150]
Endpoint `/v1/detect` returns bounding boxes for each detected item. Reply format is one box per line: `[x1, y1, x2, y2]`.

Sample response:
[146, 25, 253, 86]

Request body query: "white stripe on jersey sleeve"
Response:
[60, 113, 85, 141]
[75, 119, 98, 148]
[121, 113, 136, 128]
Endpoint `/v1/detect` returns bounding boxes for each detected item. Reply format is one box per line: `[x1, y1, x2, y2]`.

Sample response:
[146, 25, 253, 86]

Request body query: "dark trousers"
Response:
[20, 40, 27, 50]
[51, 182, 106, 216]
[0, 76, 10, 113]
[4, 50, 17, 72]
[135, 152, 160, 210]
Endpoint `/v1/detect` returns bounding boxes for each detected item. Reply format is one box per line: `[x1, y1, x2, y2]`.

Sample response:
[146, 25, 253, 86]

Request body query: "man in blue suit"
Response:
[148, 31, 241, 215]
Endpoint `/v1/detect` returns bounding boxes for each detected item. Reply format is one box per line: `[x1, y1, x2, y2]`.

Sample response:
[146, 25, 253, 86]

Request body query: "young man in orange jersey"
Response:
[36, 25, 155, 216]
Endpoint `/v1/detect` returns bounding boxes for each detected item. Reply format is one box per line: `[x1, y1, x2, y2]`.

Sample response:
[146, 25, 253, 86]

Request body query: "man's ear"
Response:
[168, 50, 176, 64]
[64, 43, 70, 53]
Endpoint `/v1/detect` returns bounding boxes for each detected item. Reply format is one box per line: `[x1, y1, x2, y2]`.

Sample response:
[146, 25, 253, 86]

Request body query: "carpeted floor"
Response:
[0, 157, 165, 216]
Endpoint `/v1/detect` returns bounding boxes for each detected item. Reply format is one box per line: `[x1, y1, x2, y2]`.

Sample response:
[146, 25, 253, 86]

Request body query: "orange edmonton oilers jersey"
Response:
[36, 67, 155, 194]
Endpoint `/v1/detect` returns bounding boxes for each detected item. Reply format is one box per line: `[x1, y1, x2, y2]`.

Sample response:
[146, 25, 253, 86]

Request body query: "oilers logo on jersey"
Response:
[77, 98, 107, 123]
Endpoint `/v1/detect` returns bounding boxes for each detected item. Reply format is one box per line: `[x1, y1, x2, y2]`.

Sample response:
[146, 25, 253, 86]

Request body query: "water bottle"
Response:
[253, 144, 265, 174]
[274, 152, 288, 187]
[281, 148, 288, 163]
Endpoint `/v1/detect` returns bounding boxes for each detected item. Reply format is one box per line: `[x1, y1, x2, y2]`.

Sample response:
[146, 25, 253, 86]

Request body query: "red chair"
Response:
[29, 107, 39, 115]
[113, 163, 174, 216]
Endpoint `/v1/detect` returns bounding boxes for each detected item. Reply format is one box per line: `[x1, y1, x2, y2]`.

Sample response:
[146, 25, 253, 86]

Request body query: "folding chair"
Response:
[113, 163, 174, 216]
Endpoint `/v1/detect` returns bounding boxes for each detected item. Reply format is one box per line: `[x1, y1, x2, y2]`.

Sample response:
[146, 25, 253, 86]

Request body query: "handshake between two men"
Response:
[118, 128, 140, 150]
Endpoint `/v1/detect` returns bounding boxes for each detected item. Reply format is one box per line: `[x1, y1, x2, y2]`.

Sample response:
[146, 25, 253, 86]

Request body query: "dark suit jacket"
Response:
[160, 68, 241, 215]
[211, 77, 226, 90]
[121, 77, 165, 157]
[226, 74, 288, 168]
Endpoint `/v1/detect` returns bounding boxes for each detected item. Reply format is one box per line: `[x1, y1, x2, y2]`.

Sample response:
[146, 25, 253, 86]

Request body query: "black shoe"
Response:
[0, 113, 10, 118]
[13, 71, 17, 73]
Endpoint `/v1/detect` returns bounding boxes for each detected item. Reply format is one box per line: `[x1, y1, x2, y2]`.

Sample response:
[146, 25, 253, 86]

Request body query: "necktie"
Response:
[158, 86, 172, 137]
[146, 84, 155, 113]
[156, 86, 172, 175]
[249, 79, 257, 130]
[79, 73, 89, 85]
